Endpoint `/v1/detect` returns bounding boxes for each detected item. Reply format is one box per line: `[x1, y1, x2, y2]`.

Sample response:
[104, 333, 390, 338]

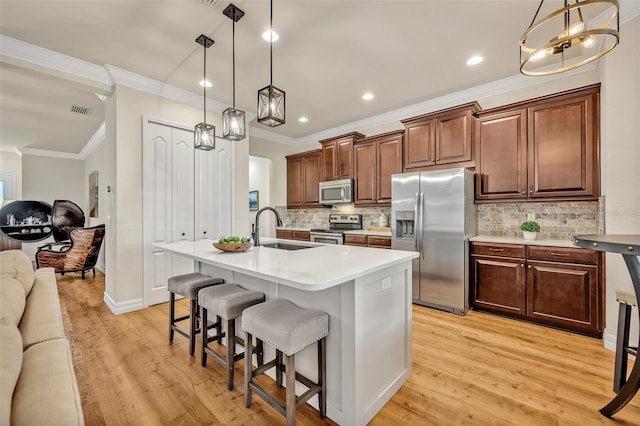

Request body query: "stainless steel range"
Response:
[310, 214, 362, 244]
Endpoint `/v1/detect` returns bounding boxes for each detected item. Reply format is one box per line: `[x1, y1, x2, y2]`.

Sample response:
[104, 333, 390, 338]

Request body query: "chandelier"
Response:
[520, 0, 619, 76]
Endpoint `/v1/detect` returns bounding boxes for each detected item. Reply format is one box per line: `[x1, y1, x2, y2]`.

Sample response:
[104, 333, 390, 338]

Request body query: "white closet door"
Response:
[143, 122, 174, 307]
[170, 128, 196, 278]
[143, 120, 235, 307]
[195, 148, 215, 240]
[215, 138, 233, 238]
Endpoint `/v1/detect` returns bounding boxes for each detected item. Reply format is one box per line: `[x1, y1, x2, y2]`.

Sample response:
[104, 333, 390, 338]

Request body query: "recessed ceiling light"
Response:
[262, 30, 279, 42]
[298, 116, 309, 123]
[466, 55, 484, 66]
[199, 80, 213, 88]
[362, 93, 374, 101]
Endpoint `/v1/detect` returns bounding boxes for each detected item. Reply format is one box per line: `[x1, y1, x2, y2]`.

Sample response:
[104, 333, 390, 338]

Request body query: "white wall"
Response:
[0, 151, 22, 200]
[600, 16, 640, 349]
[21, 154, 84, 259]
[249, 155, 273, 238]
[104, 84, 248, 313]
[83, 139, 107, 271]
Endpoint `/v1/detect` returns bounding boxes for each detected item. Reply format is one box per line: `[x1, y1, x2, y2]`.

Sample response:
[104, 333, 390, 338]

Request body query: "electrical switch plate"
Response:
[527, 213, 536, 221]
[381, 277, 391, 291]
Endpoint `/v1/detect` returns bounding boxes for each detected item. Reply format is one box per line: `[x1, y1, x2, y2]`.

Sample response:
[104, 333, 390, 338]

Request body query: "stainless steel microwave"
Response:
[319, 179, 353, 204]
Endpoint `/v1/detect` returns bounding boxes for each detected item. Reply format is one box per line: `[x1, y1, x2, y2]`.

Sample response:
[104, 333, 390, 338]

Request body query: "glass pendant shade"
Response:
[222, 107, 246, 140]
[520, 0, 619, 76]
[257, 84, 285, 127]
[195, 122, 216, 150]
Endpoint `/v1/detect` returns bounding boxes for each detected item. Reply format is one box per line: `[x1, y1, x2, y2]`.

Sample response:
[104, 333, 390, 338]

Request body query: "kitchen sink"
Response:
[260, 242, 316, 251]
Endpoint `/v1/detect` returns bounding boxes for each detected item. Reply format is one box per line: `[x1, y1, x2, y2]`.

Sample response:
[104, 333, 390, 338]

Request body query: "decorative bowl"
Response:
[213, 241, 253, 252]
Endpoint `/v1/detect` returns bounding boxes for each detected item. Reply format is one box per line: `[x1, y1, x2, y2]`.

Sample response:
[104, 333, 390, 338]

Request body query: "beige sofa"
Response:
[0, 250, 84, 425]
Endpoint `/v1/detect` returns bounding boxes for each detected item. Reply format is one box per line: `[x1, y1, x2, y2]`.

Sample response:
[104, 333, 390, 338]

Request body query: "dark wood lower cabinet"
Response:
[471, 242, 604, 337]
[472, 257, 526, 316]
[275, 229, 310, 241]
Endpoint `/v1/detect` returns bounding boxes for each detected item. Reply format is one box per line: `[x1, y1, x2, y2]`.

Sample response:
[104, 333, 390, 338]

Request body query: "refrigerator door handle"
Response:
[414, 192, 419, 252]
[419, 192, 425, 260]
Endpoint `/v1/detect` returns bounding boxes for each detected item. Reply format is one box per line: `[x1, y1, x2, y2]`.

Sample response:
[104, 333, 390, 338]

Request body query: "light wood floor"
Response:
[57, 272, 640, 425]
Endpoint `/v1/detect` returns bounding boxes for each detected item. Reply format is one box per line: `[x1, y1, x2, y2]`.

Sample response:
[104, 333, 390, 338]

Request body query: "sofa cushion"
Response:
[0, 250, 35, 296]
[12, 338, 84, 426]
[19, 272, 65, 350]
[1, 318, 23, 426]
[0, 277, 26, 326]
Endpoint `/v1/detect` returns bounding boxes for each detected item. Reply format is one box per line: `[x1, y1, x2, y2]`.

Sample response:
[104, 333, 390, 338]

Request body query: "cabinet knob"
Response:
[522, 191, 526, 194]
[203, 231, 207, 234]
[181, 232, 185, 236]
[520, 264, 524, 267]
[527, 265, 532, 269]
[529, 190, 533, 193]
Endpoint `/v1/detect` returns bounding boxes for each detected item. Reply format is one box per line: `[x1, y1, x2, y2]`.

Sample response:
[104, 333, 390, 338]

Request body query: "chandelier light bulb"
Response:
[262, 30, 279, 42]
[583, 36, 595, 48]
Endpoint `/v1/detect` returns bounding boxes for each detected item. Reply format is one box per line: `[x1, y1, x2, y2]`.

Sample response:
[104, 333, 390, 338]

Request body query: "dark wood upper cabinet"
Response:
[528, 94, 596, 198]
[475, 109, 528, 200]
[401, 102, 479, 172]
[286, 149, 322, 208]
[354, 130, 403, 205]
[319, 132, 365, 181]
[475, 84, 600, 203]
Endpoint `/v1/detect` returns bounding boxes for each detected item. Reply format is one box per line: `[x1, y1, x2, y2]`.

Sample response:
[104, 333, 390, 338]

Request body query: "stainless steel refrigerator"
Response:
[391, 168, 477, 315]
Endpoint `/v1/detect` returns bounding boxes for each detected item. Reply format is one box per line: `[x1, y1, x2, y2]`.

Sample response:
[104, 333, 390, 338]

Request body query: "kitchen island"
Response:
[154, 238, 418, 425]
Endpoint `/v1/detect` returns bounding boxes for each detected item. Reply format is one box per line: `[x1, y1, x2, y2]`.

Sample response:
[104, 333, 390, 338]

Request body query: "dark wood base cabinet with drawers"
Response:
[471, 242, 605, 337]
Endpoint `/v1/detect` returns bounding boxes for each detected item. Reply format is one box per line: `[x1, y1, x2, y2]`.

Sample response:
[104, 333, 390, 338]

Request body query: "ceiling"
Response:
[0, 0, 637, 155]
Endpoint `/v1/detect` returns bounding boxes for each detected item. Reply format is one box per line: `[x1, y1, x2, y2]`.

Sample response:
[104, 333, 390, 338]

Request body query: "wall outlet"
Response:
[381, 277, 391, 291]
[527, 213, 536, 221]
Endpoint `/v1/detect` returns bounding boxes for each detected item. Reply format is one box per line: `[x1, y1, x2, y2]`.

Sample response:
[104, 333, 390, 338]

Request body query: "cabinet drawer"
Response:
[276, 229, 293, 240]
[368, 236, 391, 248]
[345, 234, 367, 246]
[471, 242, 526, 259]
[527, 245, 598, 265]
[292, 231, 310, 241]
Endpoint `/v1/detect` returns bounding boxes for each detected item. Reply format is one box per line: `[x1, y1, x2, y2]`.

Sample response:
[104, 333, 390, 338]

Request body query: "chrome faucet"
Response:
[254, 207, 283, 246]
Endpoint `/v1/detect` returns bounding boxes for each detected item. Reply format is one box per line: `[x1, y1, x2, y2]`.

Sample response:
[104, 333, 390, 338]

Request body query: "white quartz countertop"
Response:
[276, 227, 311, 232]
[469, 235, 576, 248]
[154, 238, 418, 291]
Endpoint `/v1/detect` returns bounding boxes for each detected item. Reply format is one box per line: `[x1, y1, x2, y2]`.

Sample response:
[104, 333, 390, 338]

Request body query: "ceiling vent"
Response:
[70, 105, 93, 116]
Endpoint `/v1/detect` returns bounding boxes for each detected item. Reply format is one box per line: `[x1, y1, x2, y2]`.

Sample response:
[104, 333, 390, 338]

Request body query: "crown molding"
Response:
[285, 63, 597, 146]
[0, 34, 112, 87]
[248, 125, 298, 146]
[17, 122, 105, 160]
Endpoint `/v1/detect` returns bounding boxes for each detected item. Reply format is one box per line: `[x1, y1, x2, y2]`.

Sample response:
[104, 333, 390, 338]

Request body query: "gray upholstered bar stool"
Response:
[242, 299, 329, 426]
[168, 272, 224, 356]
[613, 288, 638, 393]
[198, 283, 265, 390]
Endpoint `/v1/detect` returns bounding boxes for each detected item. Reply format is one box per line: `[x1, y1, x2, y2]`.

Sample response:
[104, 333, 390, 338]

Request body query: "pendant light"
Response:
[194, 34, 216, 150]
[520, 0, 619, 76]
[257, 0, 285, 127]
[222, 4, 246, 141]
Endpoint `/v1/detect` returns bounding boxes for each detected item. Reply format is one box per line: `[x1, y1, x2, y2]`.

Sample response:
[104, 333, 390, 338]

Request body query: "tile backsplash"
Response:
[275, 205, 391, 230]
[477, 200, 604, 240]
[276, 200, 604, 240]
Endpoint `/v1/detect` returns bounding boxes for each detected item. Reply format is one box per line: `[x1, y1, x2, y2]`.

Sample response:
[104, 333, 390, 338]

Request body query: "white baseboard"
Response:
[603, 328, 616, 352]
[95, 262, 105, 273]
[103, 292, 144, 315]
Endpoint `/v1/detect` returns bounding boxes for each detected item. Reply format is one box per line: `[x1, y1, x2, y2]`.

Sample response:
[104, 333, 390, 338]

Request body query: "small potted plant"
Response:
[520, 220, 540, 241]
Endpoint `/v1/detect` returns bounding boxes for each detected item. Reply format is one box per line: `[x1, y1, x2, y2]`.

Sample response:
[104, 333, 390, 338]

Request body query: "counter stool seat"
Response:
[199, 283, 265, 390]
[243, 299, 328, 426]
[168, 272, 224, 356]
[613, 288, 639, 393]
